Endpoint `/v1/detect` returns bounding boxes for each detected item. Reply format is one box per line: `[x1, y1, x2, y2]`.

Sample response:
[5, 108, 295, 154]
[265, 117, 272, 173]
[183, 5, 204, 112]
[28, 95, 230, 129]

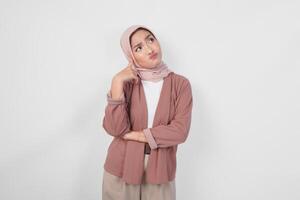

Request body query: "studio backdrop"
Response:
[0, 0, 299, 200]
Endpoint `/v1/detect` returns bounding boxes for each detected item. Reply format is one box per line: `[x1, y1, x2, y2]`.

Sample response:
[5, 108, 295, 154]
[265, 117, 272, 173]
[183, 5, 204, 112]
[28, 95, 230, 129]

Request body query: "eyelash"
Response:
[135, 37, 155, 52]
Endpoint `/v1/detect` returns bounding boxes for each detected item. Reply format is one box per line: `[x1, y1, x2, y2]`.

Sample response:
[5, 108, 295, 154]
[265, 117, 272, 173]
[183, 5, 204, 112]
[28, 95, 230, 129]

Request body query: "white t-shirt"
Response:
[141, 79, 164, 128]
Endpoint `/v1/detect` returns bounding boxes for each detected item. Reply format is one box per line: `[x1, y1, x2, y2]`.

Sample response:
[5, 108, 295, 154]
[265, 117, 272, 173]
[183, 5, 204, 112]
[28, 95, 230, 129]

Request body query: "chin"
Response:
[152, 59, 162, 66]
[140, 59, 162, 69]
[149, 61, 161, 68]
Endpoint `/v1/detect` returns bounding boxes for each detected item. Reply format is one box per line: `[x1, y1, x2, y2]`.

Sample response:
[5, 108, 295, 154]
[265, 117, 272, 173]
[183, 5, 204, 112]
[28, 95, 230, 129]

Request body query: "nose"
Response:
[145, 45, 153, 54]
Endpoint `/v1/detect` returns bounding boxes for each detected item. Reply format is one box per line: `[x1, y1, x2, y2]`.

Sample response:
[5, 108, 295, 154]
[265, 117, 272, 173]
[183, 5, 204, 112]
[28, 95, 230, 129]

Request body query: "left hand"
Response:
[122, 130, 147, 143]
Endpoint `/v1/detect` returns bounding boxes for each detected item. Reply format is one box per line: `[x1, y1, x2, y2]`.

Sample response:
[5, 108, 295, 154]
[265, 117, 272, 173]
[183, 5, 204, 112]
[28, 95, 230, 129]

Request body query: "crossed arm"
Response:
[102, 79, 193, 148]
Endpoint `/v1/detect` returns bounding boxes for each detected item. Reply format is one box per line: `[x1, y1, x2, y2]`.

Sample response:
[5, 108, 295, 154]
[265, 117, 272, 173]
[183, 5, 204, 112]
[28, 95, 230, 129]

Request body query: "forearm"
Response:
[110, 76, 124, 100]
[122, 131, 148, 143]
[143, 119, 191, 149]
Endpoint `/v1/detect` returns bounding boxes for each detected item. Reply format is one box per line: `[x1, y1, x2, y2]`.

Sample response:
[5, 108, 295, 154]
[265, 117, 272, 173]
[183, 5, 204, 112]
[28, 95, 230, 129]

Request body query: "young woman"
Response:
[102, 25, 193, 200]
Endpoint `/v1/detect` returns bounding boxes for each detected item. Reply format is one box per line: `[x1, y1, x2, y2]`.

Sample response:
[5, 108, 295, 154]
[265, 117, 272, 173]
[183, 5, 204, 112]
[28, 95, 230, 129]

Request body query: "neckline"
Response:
[140, 76, 167, 128]
[141, 79, 164, 84]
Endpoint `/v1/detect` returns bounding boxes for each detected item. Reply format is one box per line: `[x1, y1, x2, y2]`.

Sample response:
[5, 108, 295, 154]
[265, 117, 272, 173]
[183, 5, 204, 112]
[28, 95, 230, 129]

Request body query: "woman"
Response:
[102, 24, 193, 200]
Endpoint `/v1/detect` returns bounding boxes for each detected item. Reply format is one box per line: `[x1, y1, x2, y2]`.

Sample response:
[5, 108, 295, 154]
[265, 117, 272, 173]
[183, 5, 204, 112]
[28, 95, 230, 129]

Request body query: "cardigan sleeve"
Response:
[143, 79, 193, 149]
[102, 82, 131, 137]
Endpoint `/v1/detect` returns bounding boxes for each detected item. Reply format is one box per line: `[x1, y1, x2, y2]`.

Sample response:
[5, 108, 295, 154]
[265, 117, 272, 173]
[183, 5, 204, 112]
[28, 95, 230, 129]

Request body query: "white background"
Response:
[0, 0, 299, 199]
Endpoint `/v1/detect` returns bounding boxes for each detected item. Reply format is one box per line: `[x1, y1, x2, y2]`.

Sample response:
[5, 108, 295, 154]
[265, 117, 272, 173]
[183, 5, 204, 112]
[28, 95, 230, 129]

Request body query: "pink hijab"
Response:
[120, 25, 173, 82]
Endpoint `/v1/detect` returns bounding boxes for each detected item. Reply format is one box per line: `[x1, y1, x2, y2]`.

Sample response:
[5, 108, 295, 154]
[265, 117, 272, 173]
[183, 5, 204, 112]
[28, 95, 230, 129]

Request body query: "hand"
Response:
[122, 130, 148, 143]
[109, 61, 139, 100]
[114, 61, 139, 84]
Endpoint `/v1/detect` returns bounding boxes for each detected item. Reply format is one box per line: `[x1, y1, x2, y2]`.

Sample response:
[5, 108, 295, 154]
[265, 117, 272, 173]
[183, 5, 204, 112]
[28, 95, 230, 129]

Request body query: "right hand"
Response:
[113, 61, 139, 84]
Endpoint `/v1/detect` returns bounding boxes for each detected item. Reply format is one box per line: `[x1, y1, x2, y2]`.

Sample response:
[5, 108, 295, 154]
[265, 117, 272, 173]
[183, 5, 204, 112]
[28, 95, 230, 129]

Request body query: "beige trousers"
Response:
[102, 154, 176, 200]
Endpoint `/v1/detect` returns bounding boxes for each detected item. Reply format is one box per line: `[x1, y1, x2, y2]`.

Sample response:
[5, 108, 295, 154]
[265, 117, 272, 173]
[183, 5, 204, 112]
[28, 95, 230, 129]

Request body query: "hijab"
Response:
[120, 25, 173, 82]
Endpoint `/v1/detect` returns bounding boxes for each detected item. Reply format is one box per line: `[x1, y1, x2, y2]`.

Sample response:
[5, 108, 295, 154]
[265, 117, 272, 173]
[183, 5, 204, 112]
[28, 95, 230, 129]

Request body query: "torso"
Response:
[141, 79, 164, 128]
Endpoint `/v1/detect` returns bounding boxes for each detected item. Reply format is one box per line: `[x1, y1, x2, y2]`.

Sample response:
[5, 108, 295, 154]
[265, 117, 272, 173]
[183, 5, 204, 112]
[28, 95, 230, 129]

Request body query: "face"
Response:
[130, 29, 162, 69]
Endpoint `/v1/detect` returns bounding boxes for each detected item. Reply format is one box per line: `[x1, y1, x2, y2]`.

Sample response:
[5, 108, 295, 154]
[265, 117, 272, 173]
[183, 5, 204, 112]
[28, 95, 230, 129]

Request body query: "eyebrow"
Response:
[132, 34, 153, 49]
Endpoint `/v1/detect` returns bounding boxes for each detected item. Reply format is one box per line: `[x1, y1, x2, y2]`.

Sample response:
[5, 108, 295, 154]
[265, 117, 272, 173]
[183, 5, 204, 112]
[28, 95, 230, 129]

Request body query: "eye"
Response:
[135, 46, 142, 52]
[149, 37, 155, 43]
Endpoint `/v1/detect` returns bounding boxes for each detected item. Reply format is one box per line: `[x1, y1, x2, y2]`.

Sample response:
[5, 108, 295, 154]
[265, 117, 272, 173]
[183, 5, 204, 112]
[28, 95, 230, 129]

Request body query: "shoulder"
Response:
[169, 72, 192, 90]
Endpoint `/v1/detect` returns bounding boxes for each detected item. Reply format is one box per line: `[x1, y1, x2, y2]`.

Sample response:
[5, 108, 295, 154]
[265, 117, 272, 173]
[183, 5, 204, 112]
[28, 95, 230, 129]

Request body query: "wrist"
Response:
[136, 131, 141, 142]
[139, 131, 146, 143]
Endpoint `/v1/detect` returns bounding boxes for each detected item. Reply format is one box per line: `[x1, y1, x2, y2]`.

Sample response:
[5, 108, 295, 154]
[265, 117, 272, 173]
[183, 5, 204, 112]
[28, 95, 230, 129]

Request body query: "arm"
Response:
[102, 80, 132, 137]
[143, 80, 193, 149]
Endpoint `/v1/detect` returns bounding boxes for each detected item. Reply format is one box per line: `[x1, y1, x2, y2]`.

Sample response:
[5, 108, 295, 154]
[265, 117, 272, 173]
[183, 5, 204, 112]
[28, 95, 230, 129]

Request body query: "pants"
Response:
[102, 154, 176, 200]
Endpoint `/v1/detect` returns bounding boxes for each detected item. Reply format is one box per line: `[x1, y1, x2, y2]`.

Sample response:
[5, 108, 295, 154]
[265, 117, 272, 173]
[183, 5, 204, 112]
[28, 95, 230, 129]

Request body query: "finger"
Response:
[123, 134, 128, 139]
[130, 68, 138, 77]
[132, 70, 138, 77]
[129, 62, 135, 70]
[124, 134, 132, 140]
[133, 74, 139, 84]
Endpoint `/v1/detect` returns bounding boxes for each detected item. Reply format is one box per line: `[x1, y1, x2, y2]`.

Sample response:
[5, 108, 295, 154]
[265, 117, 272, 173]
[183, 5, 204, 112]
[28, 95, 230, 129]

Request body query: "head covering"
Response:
[120, 25, 173, 82]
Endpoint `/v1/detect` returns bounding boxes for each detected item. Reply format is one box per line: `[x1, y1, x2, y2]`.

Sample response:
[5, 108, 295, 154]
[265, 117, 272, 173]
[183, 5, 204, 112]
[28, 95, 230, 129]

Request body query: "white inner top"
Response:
[141, 79, 164, 128]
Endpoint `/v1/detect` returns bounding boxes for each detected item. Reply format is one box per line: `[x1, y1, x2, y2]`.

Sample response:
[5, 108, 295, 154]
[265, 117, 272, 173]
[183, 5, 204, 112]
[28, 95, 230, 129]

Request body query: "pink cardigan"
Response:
[102, 71, 193, 185]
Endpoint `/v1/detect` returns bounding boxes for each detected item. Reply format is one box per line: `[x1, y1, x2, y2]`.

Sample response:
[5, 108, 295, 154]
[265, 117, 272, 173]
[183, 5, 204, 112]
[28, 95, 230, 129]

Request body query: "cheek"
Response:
[154, 41, 161, 50]
[154, 45, 161, 55]
[134, 52, 147, 64]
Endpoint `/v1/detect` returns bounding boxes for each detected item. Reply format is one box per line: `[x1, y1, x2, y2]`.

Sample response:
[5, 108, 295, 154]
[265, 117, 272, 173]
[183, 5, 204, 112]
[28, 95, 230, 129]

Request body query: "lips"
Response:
[149, 53, 158, 59]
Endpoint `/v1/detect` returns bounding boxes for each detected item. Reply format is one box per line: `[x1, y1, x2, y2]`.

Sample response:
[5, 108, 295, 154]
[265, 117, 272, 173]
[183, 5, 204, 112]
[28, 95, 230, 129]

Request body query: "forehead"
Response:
[130, 29, 153, 44]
